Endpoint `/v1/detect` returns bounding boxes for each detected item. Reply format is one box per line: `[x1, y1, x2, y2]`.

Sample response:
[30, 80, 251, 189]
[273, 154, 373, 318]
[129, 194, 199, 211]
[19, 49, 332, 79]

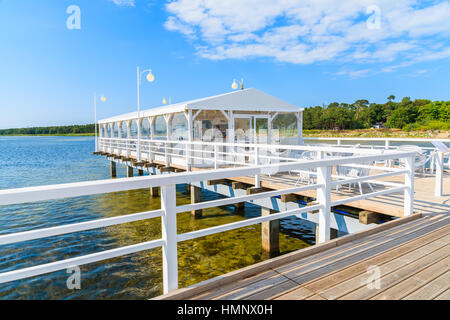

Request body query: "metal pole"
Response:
[94, 92, 97, 152]
[137, 67, 141, 161]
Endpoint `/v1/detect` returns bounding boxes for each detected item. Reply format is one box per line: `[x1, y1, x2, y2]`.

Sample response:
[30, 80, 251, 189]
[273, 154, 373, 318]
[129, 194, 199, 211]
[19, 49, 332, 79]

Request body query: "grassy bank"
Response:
[304, 128, 450, 139]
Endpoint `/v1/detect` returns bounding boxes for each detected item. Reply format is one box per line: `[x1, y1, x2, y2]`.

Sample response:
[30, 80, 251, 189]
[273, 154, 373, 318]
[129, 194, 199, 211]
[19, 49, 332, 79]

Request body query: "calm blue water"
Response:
[0, 136, 314, 299]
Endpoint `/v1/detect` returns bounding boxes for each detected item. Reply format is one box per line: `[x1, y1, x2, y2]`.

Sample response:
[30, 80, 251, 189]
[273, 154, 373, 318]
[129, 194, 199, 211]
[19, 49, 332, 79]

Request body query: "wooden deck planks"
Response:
[433, 287, 450, 300]
[210, 272, 292, 300]
[274, 215, 432, 275]
[371, 257, 450, 300]
[404, 271, 450, 300]
[191, 215, 430, 301]
[338, 245, 449, 300]
[192, 269, 278, 300]
[169, 214, 449, 300]
[279, 217, 449, 284]
[315, 233, 450, 299]
[300, 227, 450, 298]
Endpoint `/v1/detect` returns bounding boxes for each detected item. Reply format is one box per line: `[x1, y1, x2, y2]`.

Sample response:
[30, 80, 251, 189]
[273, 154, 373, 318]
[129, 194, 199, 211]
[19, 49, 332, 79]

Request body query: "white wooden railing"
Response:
[98, 136, 446, 196]
[0, 149, 416, 295]
[302, 137, 450, 196]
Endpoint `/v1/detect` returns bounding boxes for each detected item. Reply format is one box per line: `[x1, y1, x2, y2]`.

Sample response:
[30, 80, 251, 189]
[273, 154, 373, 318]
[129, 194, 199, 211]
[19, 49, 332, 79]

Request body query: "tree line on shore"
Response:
[303, 96, 450, 131]
[0, 124, 95, 135]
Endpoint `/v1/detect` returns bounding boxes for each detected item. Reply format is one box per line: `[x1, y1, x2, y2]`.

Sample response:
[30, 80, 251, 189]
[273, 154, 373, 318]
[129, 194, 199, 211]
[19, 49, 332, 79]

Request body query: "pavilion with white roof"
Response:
[97, 88, 304, 148]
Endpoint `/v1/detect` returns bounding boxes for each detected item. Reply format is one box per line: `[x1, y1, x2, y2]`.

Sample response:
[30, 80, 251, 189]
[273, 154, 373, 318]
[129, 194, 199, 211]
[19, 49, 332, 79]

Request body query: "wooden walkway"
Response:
[156, 213, 450, 300]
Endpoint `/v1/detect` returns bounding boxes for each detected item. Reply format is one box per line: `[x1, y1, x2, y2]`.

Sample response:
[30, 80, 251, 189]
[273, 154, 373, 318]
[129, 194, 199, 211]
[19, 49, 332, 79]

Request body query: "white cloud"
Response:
[164, 0, 450, 74]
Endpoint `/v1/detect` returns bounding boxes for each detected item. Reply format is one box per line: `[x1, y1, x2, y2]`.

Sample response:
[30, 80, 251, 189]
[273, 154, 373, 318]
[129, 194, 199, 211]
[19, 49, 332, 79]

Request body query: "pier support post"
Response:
[261, 208, 279, 257]
[148, 173, 159, 197]
[127, 166, 133, 178]
[138, 169, 144, 176]
[190, 186, 202, 218]
[110, 161, 116, 178]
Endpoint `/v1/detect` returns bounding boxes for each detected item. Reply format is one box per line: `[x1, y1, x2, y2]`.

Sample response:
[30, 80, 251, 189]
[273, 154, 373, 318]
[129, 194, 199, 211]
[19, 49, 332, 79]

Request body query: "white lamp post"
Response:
[162, 97, 171, 105]
[94, 92, 106, 152]
[137, 66, 155, 161]
[231, 78, 244, 90]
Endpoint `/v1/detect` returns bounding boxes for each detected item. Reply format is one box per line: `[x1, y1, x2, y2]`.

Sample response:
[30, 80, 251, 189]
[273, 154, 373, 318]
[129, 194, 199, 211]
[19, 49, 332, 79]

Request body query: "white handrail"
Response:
[0, 209, 163, 246]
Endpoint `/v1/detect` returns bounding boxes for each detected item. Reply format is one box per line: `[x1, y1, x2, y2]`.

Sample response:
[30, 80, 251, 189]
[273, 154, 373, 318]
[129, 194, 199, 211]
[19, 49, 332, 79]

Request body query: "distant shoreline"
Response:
[0, 133, 94, 137]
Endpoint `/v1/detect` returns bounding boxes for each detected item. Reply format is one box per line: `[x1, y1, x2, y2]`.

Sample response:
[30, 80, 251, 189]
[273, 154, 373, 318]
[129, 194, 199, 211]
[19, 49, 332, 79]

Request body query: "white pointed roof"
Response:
[98, 88, 302, 124]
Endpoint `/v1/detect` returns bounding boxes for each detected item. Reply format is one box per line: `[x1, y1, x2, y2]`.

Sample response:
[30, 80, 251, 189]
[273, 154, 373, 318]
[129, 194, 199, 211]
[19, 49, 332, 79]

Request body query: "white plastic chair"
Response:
[336, 157, 375, 195]
[397, 145, 432, 175]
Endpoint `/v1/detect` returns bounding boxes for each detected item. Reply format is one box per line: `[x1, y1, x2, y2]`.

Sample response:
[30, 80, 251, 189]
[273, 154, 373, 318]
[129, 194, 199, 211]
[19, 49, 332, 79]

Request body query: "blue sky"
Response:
[0, 0, 449, 129]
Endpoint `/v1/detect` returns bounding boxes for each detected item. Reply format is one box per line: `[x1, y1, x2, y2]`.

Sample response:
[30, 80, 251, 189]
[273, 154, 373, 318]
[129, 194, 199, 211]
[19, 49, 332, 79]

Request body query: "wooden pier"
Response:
[1, 145, 448, 299]
[156, 212, 449, 300]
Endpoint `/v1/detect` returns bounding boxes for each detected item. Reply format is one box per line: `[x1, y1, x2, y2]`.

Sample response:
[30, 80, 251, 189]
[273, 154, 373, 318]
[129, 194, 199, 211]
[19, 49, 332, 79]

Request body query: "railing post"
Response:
[254, 145, 261, 188]
[186, 143, 191, 172]
[435, 151, 444, 197]
[165, 141, 169, 166]
[316, 151, 331, 243]
[385, 140, 390, 167]
[161, 184, 178, 294]
[430, 151, 435, 174]
[214, 145, 218, 169]
[404, 156, 415, 216]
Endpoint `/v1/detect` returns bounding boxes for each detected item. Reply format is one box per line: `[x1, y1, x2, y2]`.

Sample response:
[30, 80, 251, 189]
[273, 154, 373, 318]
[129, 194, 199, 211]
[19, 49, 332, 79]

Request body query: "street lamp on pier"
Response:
[137, 67, 155, 161]
[94, 93, 106, 152]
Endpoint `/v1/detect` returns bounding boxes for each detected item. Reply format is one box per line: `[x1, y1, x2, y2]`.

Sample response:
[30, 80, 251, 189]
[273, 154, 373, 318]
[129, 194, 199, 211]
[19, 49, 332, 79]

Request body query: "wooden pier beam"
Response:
[160, 166, 174, 173]
[127, 166, 133, 178]
[261, 208, 279, 257]
[190, 186, 202, 218]
[281, 193, 298, 203]
[246, 187, 267, 195]
[110, 161, 116, 178]
[149, 174, 159, 197]
[359, 210, 382, 225]
[231, 181, 247, 190]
